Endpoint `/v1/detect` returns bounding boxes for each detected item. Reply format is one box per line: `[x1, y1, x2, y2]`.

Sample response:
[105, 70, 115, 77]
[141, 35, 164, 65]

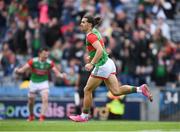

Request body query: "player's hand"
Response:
[85, 56, 91, 63]
[14, 67, 19, 74]
[85, 63, 94, 71]
[62, 73, 67, 79]
[59, 73, 67, 79]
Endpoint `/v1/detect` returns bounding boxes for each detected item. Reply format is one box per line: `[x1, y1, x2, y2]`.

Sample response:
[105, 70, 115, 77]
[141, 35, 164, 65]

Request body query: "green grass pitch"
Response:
[0, 120, 179, 131]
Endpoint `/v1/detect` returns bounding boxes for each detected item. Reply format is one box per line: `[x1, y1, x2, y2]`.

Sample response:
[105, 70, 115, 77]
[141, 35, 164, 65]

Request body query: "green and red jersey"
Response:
[28, 57, 54, 82]
[86, 28, 108, 66]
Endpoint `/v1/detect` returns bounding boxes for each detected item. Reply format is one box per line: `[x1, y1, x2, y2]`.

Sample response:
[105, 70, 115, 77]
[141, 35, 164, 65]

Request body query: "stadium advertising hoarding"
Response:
[160, 89, 180, 121]
[0, 100, 140, 120]
[0, 100, 111, 119]
[2, 101, 74, 119]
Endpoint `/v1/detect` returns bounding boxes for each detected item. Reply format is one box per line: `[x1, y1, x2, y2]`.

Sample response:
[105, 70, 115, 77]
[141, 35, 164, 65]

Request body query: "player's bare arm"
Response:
[85, 41, 103, 71]
[52, 66, 66, 79]
[14, 63, 30, 74]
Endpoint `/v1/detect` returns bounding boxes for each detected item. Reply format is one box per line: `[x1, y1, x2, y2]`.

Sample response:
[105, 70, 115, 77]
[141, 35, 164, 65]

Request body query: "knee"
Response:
[84, 85, 93, 94]
[28, 98, 34, 104]
[42, 96, 48, 103]
[111, 92, 120, 96]
[42, 97, 48, 104]
[111, 89, 122, 96]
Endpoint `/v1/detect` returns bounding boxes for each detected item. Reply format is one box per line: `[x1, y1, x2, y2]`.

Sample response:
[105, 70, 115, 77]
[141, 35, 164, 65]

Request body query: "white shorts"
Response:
[91, 58, 116, 80]
[28, 80, 49, 97]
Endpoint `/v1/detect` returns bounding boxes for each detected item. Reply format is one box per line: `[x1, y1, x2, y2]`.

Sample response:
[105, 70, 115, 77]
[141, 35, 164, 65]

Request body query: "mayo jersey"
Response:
[28, 57, 54, 82]
[86, 28, 108, 66]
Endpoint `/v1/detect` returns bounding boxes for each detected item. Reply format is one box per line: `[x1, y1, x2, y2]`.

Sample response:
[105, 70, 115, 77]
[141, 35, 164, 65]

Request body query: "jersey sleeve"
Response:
[27, 59, 33, 67]
[87, 33, 98, 44]
[50, 61, 55, 69]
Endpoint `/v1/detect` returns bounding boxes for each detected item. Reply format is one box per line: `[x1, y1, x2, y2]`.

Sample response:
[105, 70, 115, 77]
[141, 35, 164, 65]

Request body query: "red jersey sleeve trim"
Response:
[87, 33, 98, 44]
[27, 59, 33, 67]
[50, 61, 55, 68]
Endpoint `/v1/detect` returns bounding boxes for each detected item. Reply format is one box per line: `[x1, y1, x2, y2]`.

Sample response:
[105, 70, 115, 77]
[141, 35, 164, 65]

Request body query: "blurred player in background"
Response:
[69, 15, 153, 122]
[15, 47, 66, 121]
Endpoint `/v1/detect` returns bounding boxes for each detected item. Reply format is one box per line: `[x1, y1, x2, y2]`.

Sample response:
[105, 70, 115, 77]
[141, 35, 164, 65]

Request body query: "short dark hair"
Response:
[83, 15, 102, 27]
[39, 47, 49, 53]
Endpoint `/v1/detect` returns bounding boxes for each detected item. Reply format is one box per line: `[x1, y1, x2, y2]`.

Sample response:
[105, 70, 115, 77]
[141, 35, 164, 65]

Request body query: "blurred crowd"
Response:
[0, 0, 179, 88]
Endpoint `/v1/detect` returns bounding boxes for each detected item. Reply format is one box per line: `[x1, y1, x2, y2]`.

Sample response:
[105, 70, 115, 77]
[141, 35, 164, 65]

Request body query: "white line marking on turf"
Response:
[0, 130, 179, 132]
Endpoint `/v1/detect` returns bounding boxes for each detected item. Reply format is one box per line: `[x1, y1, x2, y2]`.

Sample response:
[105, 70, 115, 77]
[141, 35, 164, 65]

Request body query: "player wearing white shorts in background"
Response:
[28, 80, 49, 98]
[15, 47, 66, 121]
[69, 15, 153, 122]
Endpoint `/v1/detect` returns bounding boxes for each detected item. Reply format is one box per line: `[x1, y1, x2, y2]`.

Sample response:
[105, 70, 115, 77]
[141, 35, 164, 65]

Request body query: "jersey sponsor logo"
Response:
[32, 68, 49, 75]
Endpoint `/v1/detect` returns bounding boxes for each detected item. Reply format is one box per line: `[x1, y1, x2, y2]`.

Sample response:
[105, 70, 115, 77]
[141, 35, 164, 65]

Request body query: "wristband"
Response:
[90, 62, 95, 66]
[59, 73, 63, 78]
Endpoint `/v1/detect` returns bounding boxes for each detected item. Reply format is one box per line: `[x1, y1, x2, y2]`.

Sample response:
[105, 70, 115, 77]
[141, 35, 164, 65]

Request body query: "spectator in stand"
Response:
[27, 17, 42, 56]
[134, 29, 153, 84]
[151, 0, 176, 20]
[13, 21, 28, 55]
[152, 28, 167, 52]
[27, 0, 39, 18]
[48, 0, 62, 19]
[16, 0, 29, 22]
[45, 18, 61, 48]
[1, 43, 18, 76]
[0, 0, 7, 39]
[39, 0, 49, 25]
[96, 1, 114, 36]
[138, 0, 154, 14]
[63, 58, 79, 86]
[119, 39, 138, 85]
[156, 16, 171, 40]
[135, 4, 147, 21]
[168, 42, 179, 86]
[114, 9, 127, 30]
[7, 0, 18, 22]
[145, 16, 156, 36]
[64, 67, 79, 86]
[3, 21, 17, 52]
[50, 40, 63, 65]
[68, 39, 85, 62]
[152, 48, 168, 86]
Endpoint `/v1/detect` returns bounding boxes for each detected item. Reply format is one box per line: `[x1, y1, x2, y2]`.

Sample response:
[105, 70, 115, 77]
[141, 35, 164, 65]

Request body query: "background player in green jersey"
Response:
[14, 47, 66, 121]
[69, 15, 153, 122]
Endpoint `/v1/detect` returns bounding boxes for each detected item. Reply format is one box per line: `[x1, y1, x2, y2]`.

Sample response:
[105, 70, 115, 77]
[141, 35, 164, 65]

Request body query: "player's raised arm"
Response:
[51, 66, 66, 79]
[14, 63, 31, 74]
[14, 58, 34, 74]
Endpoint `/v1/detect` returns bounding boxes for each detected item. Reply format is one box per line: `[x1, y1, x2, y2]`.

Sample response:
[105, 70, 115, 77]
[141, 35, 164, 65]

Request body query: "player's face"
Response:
[40, 50, 49, 61]
[80, 18, 90, 32]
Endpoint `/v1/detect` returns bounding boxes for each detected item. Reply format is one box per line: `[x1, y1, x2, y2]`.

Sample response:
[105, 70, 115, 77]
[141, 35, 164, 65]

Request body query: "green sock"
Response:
[131, 86, 137, 93]
[82, 108, 89, 114]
